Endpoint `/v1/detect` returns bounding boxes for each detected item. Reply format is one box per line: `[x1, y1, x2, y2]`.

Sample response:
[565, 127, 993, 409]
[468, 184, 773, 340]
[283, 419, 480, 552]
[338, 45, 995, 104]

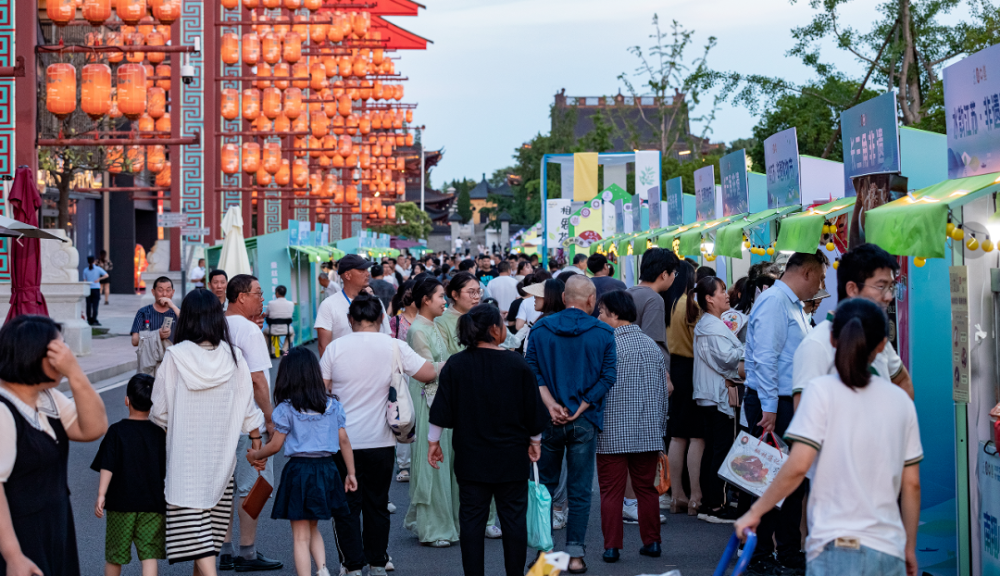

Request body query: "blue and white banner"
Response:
[666, 177, 683, 226]
[944, 43, 1000, 179]
[764, 127, 801, 209]
[841, 91, 901, 197]
[635, 150, 661, 228]
[695, 166, 716, 222]
[720, 149, 749, 216]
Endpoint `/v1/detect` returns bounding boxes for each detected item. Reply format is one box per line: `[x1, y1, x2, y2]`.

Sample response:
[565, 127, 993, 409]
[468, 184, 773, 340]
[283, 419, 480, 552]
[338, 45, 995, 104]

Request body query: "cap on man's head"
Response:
[338, 254, 371, 275]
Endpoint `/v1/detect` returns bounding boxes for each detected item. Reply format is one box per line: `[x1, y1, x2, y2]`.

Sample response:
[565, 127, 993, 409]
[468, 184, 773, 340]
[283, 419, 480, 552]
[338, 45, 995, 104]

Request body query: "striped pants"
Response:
[165, 479, 234, 564]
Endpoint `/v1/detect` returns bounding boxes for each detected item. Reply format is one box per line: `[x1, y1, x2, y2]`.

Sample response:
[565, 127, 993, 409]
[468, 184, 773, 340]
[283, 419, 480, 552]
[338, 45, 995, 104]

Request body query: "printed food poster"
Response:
[718, 431, 787, 506]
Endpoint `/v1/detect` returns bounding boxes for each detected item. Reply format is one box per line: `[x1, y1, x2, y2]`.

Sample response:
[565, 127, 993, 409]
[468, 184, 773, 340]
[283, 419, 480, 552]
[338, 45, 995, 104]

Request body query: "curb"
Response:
[58, 359, 138, 394]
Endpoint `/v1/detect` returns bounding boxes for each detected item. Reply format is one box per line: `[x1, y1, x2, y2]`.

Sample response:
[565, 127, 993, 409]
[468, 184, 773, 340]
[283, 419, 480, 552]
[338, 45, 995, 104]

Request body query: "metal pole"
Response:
[541, 155, 548, 270]
[419, 127, 425, 212]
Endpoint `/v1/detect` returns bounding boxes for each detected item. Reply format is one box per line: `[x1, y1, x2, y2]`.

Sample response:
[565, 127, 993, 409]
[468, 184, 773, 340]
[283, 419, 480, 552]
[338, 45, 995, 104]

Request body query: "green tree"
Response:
[456, 189, 472, 224]
[374, 202, 433, 240]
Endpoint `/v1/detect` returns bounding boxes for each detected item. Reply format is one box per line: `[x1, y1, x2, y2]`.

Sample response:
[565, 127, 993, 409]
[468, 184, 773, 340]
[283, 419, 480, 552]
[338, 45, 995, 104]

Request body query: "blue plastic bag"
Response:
[527, 462, 553, 551]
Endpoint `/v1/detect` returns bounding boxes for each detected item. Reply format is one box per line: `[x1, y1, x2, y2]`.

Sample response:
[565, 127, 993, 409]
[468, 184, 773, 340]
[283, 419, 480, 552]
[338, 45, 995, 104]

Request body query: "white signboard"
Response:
[546, 199, 572, 247]
[158, 212, 187, 228]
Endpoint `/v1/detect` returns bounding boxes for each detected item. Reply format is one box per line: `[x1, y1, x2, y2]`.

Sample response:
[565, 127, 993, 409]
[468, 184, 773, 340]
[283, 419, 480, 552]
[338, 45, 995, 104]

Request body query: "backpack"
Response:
[386, 341, 417, 443]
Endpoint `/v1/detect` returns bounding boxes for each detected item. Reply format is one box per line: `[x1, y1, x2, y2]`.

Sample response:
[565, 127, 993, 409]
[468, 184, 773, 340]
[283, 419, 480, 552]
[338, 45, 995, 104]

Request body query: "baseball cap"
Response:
[337, 254, 371, 275]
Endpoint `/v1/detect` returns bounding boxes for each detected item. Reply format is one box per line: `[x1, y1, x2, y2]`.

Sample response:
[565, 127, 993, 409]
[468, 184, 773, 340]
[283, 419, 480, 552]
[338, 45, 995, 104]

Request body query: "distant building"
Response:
[552, 89, 724, 159]
[467, 174, 514, 224]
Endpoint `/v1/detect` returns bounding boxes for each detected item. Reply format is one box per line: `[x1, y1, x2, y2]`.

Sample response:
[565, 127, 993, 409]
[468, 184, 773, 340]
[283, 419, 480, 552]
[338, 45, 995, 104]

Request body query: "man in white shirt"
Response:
[486, 261, 519, 318]
[190, 258, 207, 288]
[792, 243, 914, 408]
[560, 253, 588, 275]
[263, 285, 295, 354]
[395, 255, 412, 280]
[220, 274, 282, 572]
[315, 254, 391, 357]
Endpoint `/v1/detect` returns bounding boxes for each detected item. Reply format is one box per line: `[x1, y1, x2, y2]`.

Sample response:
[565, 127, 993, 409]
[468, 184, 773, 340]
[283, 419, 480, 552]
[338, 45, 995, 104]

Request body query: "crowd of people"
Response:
[0, 241, 923, 576]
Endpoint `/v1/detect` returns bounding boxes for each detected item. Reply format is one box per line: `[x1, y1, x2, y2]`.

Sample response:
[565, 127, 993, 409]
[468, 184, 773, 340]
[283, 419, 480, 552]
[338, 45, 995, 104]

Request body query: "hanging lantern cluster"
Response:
[213, 2, 418, 223]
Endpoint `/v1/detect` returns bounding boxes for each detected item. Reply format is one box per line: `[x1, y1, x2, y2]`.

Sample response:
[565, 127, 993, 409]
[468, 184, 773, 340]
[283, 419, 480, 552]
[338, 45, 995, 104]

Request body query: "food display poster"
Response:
[720, 149, 749, 217]
[944, 43, 1000, 179]
[764, 127, 801, 209]
[840, 91, 901, 197]
[718, 431, 787, 507]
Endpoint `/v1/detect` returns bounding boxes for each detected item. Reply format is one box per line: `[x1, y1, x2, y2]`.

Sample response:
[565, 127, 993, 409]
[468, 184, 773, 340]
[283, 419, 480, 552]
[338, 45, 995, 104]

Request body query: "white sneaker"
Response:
[368, 567, 388, 576]
[552, 508, 567, 530]
[485, 525, 502, 539]
[338, 566, 346, 576]
[429, 540, 451, 548]
[316, 566, 330, 576]
[387, 501, 397, 514]
[385, 556, 394, 571]
[345, 571, 361, 576]
[659, 493, 672, 509]
[623, 502, 639, 524]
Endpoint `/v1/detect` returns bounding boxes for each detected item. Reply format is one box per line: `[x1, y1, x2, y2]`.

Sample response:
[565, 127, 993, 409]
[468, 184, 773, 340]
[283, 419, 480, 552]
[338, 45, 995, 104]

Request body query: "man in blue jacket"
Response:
[526, 275, 617, 574]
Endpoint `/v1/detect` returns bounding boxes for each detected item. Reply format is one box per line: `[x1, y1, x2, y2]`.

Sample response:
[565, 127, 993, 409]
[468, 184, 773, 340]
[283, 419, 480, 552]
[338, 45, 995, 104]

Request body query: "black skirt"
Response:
[271, 456, 351, 521]
[666, 354, 708, 439]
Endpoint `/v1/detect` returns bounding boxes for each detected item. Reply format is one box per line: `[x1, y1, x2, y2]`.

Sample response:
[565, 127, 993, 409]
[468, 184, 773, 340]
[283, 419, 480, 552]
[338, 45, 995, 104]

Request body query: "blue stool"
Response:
[713, 530, 757, 576]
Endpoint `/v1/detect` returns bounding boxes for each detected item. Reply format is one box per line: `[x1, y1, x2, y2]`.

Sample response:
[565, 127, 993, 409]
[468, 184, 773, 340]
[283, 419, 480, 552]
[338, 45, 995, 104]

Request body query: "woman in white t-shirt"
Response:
[320, 293, 435, 574]
[734, 299, 922, 576]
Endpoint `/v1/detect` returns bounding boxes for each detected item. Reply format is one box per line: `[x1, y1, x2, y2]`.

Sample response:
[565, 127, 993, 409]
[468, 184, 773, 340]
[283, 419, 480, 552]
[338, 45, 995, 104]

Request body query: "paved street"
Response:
[68, 346, 733, 576]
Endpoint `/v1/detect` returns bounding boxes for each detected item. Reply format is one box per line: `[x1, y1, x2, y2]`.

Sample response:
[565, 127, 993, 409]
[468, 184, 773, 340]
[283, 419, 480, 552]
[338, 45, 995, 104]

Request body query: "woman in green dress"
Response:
[436, 272, 482, 355]
[404, 276, 461, 547]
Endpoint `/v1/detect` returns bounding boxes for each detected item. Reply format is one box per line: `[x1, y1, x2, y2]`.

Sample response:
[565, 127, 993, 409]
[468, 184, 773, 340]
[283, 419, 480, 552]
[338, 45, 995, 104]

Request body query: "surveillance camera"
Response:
[181, 64, 195, 85]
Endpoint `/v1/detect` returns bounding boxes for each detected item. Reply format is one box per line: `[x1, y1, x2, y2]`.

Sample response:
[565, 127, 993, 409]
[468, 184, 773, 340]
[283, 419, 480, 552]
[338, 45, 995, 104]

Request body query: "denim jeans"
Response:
[806, 541, 905, 576]
[538, 419, 597, 559]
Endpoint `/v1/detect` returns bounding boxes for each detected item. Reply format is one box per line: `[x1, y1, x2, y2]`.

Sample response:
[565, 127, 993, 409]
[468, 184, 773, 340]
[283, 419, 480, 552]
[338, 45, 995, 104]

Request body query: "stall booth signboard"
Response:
[695, 166, 716, 221]
[978, 442, 1000, 575]
[944, 43, 1000, 179]
[567, 185, 632, 260]
[841, 91, 902, 197]
[765, 127, 802, 209]
[666, 177, 684, 226]
[721, 149, 750, 217]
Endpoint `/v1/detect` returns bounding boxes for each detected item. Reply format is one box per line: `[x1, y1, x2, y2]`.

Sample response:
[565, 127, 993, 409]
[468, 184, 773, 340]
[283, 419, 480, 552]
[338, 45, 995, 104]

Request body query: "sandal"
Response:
[688, 499, 701, 516]
[395, 469, 410, 482]
[567, 558, 587, 574]
[670, 497, 689, 514]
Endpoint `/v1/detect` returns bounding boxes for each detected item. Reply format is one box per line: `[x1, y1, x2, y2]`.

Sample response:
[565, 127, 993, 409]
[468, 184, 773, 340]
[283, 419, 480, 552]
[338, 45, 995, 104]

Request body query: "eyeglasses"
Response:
[462, 288, 484, 297]
[244, 290, 264, 299]
[861, 281, 903, 299]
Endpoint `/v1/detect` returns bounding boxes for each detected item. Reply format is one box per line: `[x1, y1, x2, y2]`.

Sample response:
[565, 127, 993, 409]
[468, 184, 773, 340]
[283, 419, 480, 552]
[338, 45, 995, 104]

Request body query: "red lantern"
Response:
[256, 64, 272, 90]
[108, 146, 124, 174]
[275, 159, 291, 185]
[283, 87, 303, 119]
[405, 132, 414, 146]
[117, 0, 146, 25]
[310, 15, 329, 43]
[127, 146, 145, 173]
[257, 167, 272, 187]
[310, 62, 326, 91]
[243, 142, 260, 174]
[147, 86, 166, 119]
[308, 136, 323, 159]
[47, 0, 76, 26]
[46, 64, 76, 119]
[125, 32, 145, 64]
[243, 0, 258, 8]
[274, 114, 290, 133]
[81, 64, 112, 120]
[263, 142, 281, 174]
[221, 0, 238, 8]
[262, 33, 281, 65]
[221, 33, 239, 65]
[242, 33, 260, 65]
[144, 31, 165, 65]
[117, 63, 147, 120]
[311, 114, 329, 138]
[292, 159, 308, 187]
[337, 94, 352, 117]
[152, 0, 179, 24]
[283, 32, 302, 63]
[283, 0, 301, 11]
[346, 113, 359, 135]
[147, 145, 166, 173]
[304, 0, 321, 11]
[221, 89, 239, 120]
[273, 62, 290, 90]
[221, 144, 239, 174]
[242, 89, 260, 121]
[156, 162, 172, 187]
[155, 64, 170, 90]
[83, 0, 112, 26]
[155, 112, 171, 136]
[262, 87, 282, 120]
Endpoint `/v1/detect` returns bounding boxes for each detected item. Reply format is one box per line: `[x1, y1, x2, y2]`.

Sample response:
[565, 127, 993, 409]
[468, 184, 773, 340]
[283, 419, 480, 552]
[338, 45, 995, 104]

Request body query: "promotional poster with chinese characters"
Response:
[944, 43, 1000, 179]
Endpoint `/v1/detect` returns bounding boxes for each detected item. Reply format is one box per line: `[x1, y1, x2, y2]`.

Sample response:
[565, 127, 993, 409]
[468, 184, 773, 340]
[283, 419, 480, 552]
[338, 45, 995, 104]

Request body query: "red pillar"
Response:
[14, 1, 36, 174]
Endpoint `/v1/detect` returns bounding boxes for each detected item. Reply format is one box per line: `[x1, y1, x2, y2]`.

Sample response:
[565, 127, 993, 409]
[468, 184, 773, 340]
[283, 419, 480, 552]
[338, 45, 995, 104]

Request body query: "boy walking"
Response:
[92, 374, 167, 576]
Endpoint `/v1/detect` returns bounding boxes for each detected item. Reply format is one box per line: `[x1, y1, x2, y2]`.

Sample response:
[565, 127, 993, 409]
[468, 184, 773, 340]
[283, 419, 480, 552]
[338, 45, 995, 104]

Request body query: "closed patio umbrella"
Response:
[217, 206, 252, 276]
[6, 166, 49, 320]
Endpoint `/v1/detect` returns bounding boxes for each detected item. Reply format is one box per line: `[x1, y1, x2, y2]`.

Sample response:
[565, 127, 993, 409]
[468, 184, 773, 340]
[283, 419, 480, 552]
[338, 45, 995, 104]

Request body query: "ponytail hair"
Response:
[694, 276, 726, 314]
[87, 256, 95, 270]
[457, 303, 503, 348]
[831, 298, 888, 390]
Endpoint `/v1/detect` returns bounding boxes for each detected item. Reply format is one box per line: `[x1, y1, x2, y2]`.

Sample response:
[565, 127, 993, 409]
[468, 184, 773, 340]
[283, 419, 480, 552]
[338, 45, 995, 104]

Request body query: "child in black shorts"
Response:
[92, 373, 167, 576]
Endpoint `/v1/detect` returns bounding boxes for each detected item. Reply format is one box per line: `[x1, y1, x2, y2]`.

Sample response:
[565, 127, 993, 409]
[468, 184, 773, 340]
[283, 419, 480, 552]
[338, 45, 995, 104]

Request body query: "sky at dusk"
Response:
[389, 0, 970, 187]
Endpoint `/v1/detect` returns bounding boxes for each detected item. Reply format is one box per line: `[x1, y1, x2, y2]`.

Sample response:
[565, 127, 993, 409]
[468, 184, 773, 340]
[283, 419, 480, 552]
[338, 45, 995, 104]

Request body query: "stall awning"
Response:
[677, 215, 744, 257]
[289, 245, 346, 262]
[716, 206, 800, 258]
[657, 223, 698, 250]
[775, 197, 857, 254]
[865, 172, 1000, 258]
